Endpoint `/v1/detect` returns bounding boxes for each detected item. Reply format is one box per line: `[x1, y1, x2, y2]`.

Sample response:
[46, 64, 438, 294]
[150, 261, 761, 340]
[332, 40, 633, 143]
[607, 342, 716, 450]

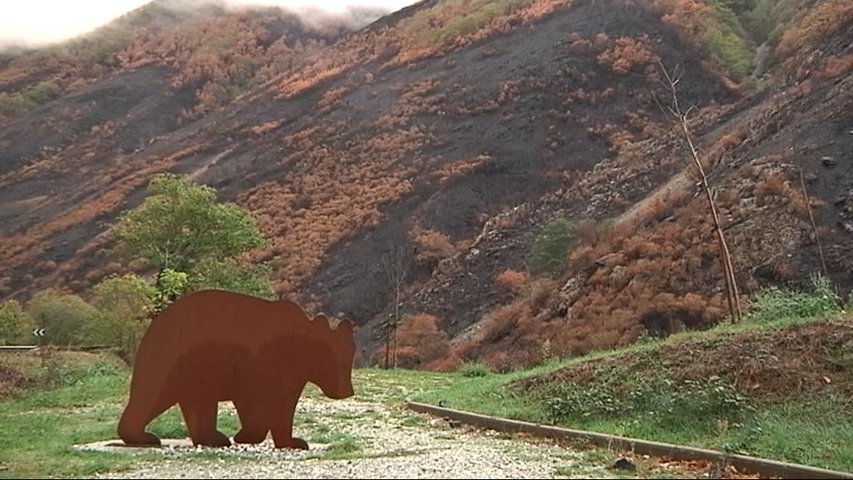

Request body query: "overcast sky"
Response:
[0, 0, 417, 47]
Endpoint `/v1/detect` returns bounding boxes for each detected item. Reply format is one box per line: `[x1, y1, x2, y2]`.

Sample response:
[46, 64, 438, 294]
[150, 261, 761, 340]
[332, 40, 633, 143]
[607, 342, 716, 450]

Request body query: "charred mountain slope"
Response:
[0, 0, 850, 367]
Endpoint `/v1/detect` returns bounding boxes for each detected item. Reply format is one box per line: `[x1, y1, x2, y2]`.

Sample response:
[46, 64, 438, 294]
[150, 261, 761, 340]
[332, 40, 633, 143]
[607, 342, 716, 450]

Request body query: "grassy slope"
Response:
[414, 313, 853, 473]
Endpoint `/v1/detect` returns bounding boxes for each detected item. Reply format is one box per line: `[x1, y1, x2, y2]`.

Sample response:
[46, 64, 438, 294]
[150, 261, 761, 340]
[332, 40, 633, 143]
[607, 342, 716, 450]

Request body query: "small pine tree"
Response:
[528, 219, 576, 276]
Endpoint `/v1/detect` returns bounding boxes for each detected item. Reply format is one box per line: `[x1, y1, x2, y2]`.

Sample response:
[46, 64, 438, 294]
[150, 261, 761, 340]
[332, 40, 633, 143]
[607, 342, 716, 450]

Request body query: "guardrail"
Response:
[0, 345, 37, 352]
[406, 401, 853, 480]
[0, 345, 113, 352]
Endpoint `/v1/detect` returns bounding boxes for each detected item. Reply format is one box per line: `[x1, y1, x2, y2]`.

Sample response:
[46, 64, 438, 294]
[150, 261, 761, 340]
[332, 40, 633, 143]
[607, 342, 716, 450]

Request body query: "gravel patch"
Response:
[91, 395, 625, 479]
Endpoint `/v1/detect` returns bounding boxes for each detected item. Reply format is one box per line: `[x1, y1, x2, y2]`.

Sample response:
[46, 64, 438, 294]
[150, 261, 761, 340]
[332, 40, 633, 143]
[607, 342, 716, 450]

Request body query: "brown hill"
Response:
[0, 0, 850, 368]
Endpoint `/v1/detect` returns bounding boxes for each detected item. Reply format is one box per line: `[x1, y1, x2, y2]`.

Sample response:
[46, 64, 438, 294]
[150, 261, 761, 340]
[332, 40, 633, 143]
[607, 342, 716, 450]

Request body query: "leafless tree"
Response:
[657, 60, 742, 322]
[381, 242, 414, 368]
[799, 168, 828, 277]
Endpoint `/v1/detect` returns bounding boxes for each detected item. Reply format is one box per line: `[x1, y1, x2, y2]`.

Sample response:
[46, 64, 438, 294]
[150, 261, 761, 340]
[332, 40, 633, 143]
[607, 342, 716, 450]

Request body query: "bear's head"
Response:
[311, 315, 356, 400]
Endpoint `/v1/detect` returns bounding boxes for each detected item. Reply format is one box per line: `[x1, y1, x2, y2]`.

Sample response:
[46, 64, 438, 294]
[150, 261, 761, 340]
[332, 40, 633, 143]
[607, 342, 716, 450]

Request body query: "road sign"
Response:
[32, 328, 46, 337]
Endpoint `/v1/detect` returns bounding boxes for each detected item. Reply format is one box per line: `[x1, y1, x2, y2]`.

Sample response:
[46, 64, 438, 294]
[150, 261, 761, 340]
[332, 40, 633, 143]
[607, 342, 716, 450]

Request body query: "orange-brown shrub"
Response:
[574, 218, 614, 245]
[410, 225, 458, 265]
[754, 170, 790, 205]
[449, 337, 479, 363]
[772, 261, 798, 282]
[494, 269, 528, 294]
[715, 131, 745, 151]
[421, 353, 460, 372]
[776, 0, 853, 56]
[527, 278, 556, 313]
[480, 302, 528, 344]
[813, 54, 853, 81]
[390, 313, 450, 370]
[431, 154, 492, 184]
[596, 36, 656, 74]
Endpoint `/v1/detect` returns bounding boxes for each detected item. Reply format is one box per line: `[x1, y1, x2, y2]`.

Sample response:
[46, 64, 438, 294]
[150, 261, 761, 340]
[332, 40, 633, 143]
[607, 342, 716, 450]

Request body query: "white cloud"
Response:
[0, 0, 417, 47]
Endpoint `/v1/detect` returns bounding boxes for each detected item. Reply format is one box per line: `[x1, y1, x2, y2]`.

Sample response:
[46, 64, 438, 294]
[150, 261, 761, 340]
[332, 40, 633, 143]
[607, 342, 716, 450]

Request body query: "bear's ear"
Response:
[334, 318, 354, 336]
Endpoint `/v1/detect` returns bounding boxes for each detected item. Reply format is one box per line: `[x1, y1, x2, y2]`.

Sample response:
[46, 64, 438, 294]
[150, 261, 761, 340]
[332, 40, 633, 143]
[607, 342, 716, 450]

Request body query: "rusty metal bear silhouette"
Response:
[117, 289, 356, 449]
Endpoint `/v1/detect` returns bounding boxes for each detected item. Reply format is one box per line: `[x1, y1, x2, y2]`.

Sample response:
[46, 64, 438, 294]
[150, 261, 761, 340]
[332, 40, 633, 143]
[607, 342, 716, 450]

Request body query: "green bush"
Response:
[458, 362, 490, 377]
[528, 219, 575, 276]
[740, 0, 805, 44]
[541, 374, 752, 429]
[746, 274, 841, 324]
[152, 268, 189, 314]
[434, 2, 512, 45]
[408, 0, 526, 49]
[22, 82, 61, 104]
[26, 290, 101, 346]
[0, 82, 61, 117]
[187, 258, 275, 300]
[0, 300, 34, 345]
[702, 26, 754, 79]
[90, 274, 157, 364]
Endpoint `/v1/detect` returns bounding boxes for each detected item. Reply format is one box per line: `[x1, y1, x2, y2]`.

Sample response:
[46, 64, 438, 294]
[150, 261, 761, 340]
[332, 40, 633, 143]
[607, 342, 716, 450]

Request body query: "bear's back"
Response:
[144, 290, 316, 350]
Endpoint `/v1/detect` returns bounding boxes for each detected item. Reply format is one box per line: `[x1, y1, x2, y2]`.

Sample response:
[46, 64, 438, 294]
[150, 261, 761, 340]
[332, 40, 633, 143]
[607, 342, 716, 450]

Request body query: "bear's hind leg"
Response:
[118, 396, 172, 446]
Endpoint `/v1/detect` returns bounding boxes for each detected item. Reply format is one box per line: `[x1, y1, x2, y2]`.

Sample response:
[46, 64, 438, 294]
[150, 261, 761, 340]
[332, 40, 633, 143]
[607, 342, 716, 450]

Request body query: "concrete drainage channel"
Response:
[406, 401, 853, 480]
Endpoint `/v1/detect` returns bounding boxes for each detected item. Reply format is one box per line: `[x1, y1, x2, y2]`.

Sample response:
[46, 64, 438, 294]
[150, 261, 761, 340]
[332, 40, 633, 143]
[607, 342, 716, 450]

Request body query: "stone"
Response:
[610, 457, 637, 471]
[821, 156, 837, 168]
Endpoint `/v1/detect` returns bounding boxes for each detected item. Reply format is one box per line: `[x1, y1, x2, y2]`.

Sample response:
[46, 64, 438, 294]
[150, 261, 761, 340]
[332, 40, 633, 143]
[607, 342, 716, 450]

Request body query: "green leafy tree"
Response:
[112, 173, 273, 308]
[0, 300, 34, 345]
[528, 219, 576, 277]
[188, 259, 275, 300]
[113, 173, 266, 273]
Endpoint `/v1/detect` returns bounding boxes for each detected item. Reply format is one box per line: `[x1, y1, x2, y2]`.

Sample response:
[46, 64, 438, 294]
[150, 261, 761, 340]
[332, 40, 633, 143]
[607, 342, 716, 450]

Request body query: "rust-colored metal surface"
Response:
[117, 289, 356, 449]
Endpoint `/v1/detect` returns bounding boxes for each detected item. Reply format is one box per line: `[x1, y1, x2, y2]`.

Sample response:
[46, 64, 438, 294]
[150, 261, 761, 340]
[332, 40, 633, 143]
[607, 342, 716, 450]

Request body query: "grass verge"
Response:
[414, 311, 853, 473]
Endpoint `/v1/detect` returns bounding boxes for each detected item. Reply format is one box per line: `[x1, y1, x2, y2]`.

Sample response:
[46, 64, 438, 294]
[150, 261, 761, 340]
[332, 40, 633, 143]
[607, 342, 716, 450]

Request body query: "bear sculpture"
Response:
[117, 289, 356, 449]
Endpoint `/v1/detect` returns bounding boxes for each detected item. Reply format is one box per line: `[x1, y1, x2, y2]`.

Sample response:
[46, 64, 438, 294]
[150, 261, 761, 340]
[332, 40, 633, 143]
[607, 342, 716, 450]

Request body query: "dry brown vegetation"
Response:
[409, 92, 841, 372]
[371, 313, 450, 370]
[0, 0, 849, 375]
[776, 0, 853, 58]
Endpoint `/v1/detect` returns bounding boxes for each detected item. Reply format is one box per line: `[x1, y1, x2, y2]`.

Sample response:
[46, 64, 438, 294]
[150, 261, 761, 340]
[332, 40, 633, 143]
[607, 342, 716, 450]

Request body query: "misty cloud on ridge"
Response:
[0, 0, 417, 48]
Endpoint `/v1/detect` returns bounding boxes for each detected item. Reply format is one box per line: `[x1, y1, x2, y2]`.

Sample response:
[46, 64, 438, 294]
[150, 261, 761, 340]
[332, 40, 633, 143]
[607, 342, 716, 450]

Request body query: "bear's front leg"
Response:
[269, 394, 308, 450]
[180, 400, 231, 447]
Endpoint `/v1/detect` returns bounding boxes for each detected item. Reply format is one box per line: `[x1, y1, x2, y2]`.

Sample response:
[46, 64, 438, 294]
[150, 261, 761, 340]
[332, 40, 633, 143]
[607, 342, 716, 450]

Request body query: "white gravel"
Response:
[89, 395, 626, 479]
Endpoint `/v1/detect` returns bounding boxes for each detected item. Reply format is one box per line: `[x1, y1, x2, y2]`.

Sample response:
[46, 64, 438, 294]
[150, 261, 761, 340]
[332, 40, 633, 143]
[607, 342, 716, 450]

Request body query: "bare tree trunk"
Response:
[393, 287, 399, 369]
[382, 243, 413, 369]
[799, 168, 828, 277]
[659, 61, 742, 322]
[384, 325, 391, 369]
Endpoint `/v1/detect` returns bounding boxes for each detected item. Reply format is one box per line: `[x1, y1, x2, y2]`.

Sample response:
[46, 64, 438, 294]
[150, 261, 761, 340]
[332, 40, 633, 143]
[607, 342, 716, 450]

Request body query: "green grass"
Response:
[399, 414, 426, 427]
[306, 423, 354, 445]
[305, 434, 362, 461]
[724, 400, 853, 469]
[0, 354, 456, 478]
[348, 367, 457, 405]
[0, 359, 145, 479]
[0, 352, 243, 478]
[413, 305, 853, 473]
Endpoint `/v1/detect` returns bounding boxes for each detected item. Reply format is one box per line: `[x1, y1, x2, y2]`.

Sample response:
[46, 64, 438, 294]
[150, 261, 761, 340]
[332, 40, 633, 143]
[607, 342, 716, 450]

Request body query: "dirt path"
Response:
[94, 393, 636, 479]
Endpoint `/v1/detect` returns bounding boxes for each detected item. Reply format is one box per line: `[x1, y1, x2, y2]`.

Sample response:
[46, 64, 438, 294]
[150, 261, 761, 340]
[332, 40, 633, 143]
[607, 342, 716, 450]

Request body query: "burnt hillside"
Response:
[1, 0, 850, 368]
